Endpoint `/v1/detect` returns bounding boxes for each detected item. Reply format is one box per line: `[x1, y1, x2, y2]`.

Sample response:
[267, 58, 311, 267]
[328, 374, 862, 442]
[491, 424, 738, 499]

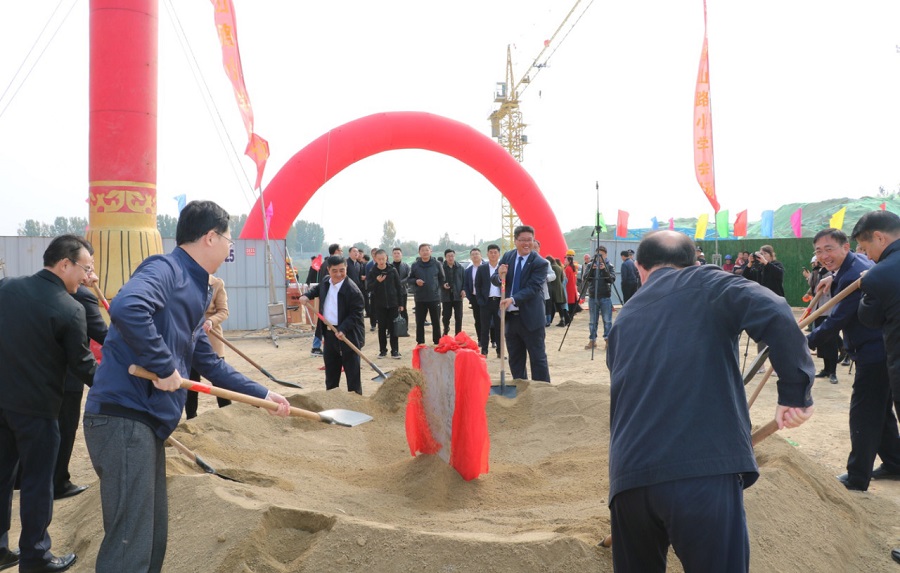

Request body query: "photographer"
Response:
[584, 246, 616, 350]
[741, 245, 785, 297]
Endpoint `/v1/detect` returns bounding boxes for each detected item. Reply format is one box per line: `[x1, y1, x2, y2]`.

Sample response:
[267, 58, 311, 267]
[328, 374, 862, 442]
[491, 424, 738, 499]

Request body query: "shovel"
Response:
[166, 436, 242, 482]
[208, 330, 303, 389]
[304, 303, 391, 383]
[128, 365, 373, 427]
[490, 275, 516, 398]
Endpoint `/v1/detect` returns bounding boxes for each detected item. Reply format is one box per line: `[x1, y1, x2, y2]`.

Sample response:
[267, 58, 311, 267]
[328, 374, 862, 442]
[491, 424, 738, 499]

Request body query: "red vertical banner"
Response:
[211, 0, 269, 189]
[734, 210, 748, 237]
[616, 210, 629, 238]
[693, 1, 719, 213]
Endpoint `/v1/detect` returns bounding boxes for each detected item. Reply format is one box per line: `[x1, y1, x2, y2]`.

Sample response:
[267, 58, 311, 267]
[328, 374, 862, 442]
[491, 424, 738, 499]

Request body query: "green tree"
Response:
[379, 220, 397, 250]
[287, 219, 325, 253]
[157, 214, 178, 238]
[229, 214, 248, 238]
[17, 217, 87, 237]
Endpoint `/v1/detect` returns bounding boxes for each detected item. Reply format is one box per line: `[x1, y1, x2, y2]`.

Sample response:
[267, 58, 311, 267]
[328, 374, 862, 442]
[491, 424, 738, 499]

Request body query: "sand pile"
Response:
[37, 374, 896, 573]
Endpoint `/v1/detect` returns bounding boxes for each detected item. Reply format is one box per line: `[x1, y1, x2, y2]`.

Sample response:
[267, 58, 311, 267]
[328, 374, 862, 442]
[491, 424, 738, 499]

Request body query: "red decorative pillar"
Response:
[88, 0, 162, 298]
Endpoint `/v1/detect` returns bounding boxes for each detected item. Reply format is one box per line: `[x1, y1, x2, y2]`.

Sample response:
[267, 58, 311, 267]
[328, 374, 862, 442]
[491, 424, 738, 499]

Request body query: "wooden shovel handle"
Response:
[797, 278, 861, 330]
[127, 364, 323, 423]
[92, 284, 111, 311]
[209, 330, 264, 371]
[303, 303, 376, 368]
[751, 419, 780, 447]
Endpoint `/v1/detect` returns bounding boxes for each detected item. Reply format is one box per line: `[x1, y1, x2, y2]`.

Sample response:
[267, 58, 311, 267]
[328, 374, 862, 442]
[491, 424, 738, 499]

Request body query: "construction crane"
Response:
[489, 0, 591, 251]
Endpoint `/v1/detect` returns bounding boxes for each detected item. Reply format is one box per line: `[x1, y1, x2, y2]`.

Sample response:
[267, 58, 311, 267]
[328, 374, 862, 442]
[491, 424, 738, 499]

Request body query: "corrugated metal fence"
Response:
[0, 236, 287, 331]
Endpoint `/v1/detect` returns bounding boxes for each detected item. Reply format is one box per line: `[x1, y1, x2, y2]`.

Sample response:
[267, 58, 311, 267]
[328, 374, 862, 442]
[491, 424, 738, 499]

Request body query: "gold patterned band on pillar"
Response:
[88, 180, 163, 299]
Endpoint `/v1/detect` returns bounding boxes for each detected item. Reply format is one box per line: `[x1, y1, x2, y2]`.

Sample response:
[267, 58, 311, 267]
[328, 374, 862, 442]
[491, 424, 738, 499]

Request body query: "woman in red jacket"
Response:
[564, 256, 579, 325]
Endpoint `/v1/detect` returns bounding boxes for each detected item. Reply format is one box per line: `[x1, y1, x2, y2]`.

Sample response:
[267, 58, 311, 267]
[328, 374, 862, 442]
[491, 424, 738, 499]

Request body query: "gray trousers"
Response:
[84, 414, 167, 573]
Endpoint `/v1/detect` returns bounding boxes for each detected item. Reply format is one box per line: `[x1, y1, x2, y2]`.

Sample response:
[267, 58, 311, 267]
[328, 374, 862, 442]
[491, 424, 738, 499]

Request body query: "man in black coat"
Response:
[492, 226, 551, 382]
[852, 211, 900, 565]
[440, 249, 466, 336]
[408, 244, 445, 345]
[54, 284, 108, 501]
[300, 255, 366, 394]
[464, 248, 484, 344]
[0, 235, 98, 572]
[475, 244, 502, 356]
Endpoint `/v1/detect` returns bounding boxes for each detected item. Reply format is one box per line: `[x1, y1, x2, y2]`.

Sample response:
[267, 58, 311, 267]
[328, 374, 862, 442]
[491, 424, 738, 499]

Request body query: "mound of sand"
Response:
[42, 376, 897, 572]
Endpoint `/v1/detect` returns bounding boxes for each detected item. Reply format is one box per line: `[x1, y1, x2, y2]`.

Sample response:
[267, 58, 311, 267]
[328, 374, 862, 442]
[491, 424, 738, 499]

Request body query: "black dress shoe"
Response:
[0, 548, 19, 571]
[54, 482, 89, 500]
[829, 373, 838, 384]
[871, 464, 900, 480]
[836, 473, 867, 491]
[815, 369, 828, 378]
[19, 553, 76, 573]
[891, 548, 900, 564]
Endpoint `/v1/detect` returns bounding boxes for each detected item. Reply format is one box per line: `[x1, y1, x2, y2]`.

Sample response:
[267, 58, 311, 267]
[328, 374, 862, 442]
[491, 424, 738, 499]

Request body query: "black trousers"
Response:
[323, 329, 362, 394]
[185, 367, 232, 420]
[846, 360, 900, 487]
[610, 474, 749, 573]
[374, 305, 399, 353]
[504, 313, 550, 382]
[622, 283, 638, 303]
[469, 300, 482, 342]
[53, 389, 83, 492]
[0, 408, 59, 565]
[442, 300, 463, 335]
[813, 316, 841, 375]
[479, 298, 500, 355]
[414, 301, 441, 345]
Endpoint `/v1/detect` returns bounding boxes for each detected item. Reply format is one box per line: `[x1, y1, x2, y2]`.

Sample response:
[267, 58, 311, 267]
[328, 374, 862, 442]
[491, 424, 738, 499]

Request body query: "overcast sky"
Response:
[1, 1, 898, 247]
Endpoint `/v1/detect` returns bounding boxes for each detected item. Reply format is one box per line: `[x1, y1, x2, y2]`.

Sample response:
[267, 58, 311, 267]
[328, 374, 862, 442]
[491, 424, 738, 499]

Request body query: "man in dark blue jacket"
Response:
[808, 227, 900, 491]
[83, 201, 290, 573]
[492, 226, 551, 382]
[851, 211, 900, 565]
[607, 231, 814, 572]
[0, 235, 98, 573]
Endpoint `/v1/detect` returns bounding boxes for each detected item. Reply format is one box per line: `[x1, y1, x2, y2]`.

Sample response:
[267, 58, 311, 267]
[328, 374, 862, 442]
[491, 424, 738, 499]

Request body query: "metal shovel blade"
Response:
[743, 346, 770, 386]
[318, 409, 374, 427]
[371, 369, 391, 383]
[489, 373, 517, 398]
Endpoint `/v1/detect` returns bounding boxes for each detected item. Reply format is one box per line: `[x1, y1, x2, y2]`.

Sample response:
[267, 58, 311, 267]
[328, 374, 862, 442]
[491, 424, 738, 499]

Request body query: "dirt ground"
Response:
[11, 306, 900, 572]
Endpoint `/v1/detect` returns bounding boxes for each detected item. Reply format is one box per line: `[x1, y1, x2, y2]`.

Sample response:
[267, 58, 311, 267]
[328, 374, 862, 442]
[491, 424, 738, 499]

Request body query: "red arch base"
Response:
[241, 111, 567, 256]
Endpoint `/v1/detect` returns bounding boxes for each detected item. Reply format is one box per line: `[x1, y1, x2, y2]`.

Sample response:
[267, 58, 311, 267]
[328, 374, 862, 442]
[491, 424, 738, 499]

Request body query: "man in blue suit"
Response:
[492, 225, 551, 382]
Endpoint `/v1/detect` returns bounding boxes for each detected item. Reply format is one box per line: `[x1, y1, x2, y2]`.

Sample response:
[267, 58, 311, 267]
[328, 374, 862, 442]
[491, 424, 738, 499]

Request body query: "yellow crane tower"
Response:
[488, 0, 590, 251]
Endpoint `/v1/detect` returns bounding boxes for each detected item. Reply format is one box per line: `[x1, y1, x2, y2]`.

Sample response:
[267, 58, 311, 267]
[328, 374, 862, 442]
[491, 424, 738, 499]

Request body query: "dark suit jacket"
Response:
[475, 263, 497, 307]
[0, 270, 96, 418]
[491, 250, 550, 332]
[464, 262, 482, 303]
[307, 278, 366, 349]
[65, 285, 108, 392]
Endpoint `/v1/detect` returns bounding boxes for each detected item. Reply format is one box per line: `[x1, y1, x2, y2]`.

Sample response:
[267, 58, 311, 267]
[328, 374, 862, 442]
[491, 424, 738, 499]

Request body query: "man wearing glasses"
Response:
[0, 234, 99, 572]
[83, 200, 291, 573]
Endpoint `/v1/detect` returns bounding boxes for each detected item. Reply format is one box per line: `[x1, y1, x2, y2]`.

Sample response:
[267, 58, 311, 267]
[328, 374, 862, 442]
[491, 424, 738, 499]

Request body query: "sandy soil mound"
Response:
[18, 311, 898, 572]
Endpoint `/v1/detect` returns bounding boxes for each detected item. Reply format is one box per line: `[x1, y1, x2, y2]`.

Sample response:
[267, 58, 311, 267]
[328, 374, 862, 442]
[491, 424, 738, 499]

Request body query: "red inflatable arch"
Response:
[241, 111, 567, 256]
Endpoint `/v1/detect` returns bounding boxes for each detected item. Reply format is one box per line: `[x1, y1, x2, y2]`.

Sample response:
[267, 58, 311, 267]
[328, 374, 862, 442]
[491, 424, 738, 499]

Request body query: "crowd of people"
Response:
[2, 206, 900, 572]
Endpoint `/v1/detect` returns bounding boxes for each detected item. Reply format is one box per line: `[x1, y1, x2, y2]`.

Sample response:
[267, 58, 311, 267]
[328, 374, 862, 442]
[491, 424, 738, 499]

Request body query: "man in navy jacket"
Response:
[851, 211, 900, 564]
[808, 227, 900, 491]
[84, 201, 290, 573]
[492, 226, 551, 382]
[607, 230, 814, 572]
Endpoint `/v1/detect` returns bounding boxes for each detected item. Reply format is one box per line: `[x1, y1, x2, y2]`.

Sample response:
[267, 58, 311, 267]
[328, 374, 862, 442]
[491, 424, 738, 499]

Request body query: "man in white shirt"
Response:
[475, 244, 503, 357]
[300, 256, 366, 394]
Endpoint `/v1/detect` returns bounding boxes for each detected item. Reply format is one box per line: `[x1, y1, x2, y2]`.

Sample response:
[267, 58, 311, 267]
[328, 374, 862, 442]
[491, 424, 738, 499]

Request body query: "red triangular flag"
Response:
[734, 210, 748, 237]
[881, 202, 887, 211]
[616, 210, 629, 238]
[310, 254, 323, 271]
